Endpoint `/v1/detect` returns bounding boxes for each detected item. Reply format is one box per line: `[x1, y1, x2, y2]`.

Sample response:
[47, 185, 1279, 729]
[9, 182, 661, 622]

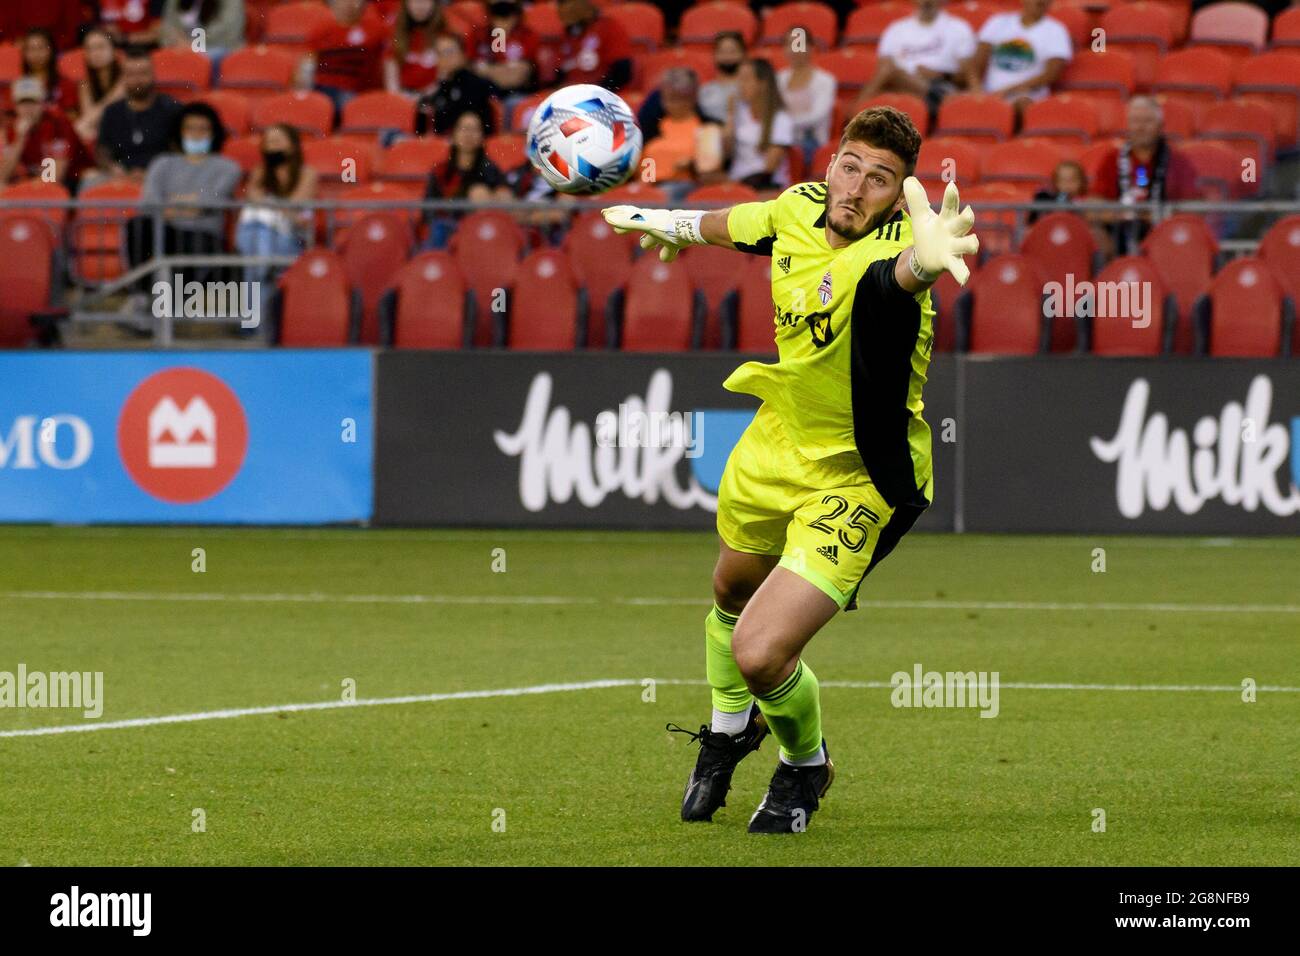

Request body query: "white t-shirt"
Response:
[777, 67, 837, 146]
[730, 101, 795, 185]
[878, 12, 977, 77]
[978, 13, 1073, 100]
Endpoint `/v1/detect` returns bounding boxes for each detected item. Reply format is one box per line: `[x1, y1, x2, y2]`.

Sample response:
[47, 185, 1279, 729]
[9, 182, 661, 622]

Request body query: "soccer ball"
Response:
[526, 84, 642, 196]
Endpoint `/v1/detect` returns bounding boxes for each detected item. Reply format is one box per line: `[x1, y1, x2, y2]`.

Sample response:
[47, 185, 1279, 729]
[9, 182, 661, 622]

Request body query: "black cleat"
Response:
[666, 705, 769, 822]
[747, 740, 834, 834]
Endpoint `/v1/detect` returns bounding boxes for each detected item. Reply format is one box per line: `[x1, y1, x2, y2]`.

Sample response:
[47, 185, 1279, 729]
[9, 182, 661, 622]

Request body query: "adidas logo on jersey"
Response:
[816, 544, 839, 565]
[777, 255, 791, 274]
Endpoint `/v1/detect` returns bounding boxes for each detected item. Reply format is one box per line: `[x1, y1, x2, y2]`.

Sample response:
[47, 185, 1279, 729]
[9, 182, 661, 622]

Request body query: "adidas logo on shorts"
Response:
[816, 544, 839, 565]
[777, 255, 791, 274]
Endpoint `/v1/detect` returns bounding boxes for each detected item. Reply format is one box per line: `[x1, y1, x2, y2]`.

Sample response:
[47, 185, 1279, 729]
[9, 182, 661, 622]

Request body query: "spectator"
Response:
[972, 0, 1072, 111]
[726, 57, 794, 190]
[1029, 159, 1086, 222]
[698, 31, 746, 123]
[160, 0, 246, 78]
[776, 26, 836, 157]
[857, 0, 978, 114]
[127, 101, 241, 284]
[304, 0, 392, 117]
[422, 110, 507, 245]
[75, 27, 126, 144]
[415, 33, 496, 136]
[19, 29, 79, 115]
[235, 122, 316, 330]
[470, 1, 539, 98]
[92, 50, 182, 183]
[99, 0, 165, 48]
[0, 77, 94, 188]
[385, 0, 461, 97]
[0, 4, 84, 52]
[543, 0, 631, 91]
[639, 68, 723, 193]
[1091, 96, 1200, 253]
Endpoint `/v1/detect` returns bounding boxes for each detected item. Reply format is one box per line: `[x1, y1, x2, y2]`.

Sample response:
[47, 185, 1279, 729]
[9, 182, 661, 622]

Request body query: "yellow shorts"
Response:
[716, 403, 929, 610]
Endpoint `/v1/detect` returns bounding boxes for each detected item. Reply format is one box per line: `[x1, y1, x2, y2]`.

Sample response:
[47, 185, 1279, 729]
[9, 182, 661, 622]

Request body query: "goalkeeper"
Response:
[602, 107, 978, 834]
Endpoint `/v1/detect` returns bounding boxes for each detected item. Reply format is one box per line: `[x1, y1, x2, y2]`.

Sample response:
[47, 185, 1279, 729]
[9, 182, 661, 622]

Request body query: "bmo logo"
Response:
[117, 368, 248, 503]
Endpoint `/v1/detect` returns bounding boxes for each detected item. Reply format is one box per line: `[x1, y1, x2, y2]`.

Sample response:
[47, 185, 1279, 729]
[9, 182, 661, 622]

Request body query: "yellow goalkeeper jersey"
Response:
[725, 180, 937, 509]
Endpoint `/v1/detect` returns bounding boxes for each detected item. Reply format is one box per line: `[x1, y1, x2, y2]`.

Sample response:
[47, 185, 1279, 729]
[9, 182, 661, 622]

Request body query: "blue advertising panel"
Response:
[0, 351, 373, 523]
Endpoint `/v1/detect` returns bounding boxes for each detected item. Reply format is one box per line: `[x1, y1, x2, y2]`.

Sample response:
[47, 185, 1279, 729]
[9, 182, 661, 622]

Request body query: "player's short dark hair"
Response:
[839, 106, 922, 177]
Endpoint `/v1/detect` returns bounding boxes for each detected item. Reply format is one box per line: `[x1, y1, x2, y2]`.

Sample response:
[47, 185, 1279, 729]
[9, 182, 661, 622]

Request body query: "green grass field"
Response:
[0, 526, 1296, 866]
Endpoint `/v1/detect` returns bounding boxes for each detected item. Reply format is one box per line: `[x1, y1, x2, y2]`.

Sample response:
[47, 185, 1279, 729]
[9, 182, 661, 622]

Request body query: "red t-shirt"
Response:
[469, 23, 541, 67]
[394, 26, 475, 93]
[311, 8, 392, 93]
[545, 16, 631, 87]
[1091, 144, 1200, 202]
[1, 107, 92, 185]
[97, 0, 160, 39]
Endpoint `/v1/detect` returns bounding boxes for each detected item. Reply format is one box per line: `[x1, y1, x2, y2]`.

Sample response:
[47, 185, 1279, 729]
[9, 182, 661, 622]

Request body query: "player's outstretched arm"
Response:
[896, 176, 979, 292]
[601, 206, 736, 262]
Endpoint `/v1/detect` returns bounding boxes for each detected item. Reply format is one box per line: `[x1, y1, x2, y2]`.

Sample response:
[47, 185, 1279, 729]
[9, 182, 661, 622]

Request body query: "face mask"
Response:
[715, 61, 740, 76]
[182, 136, 211, 156]
[263, 150, 288, 169]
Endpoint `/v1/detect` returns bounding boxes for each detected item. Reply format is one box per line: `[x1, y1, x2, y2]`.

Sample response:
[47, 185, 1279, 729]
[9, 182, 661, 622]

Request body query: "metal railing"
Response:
[0, 195, 1296, 347]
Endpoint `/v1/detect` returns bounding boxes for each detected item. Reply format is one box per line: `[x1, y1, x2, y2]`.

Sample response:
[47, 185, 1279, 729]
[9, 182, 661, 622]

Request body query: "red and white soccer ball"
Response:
[526, 84, 642, 196]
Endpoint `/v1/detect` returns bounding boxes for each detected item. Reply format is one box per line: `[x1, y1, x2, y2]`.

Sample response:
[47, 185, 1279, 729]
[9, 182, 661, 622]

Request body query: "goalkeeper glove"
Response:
[902, 176, 979, 286]
[601, 205, 709, 262]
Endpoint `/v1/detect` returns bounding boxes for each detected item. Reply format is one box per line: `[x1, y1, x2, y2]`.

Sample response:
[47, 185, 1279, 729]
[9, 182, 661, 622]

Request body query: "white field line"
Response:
[3, 590, 1300, 614]
[1, 677, 1297, 739]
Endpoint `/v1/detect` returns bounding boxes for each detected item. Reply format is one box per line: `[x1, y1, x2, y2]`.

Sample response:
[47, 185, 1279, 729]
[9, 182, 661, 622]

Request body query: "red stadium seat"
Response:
[485, 133, 526, 172]
[686, 182, 760, 204]
[523, 1, 563, 42]
[1021, 211, 1096, 352]
[980, 139, 1065, 188]
[55, 47, 87, 83]
[340, 91, 416, 141]
[682, 244, 744, 349]
[1100, 3, 1176, 89]
[380, 252, 471, 348]
[1152, 48, 1235, 119]
[1275, 7, 1300, 48]
[1233, 51, 1300, 148]
[731, 256, 777, 353]
[1148, 0, 1192, 43]
[819, 48, 878, 94]
[451, 210, 527, 346]
[264, 0, 335, 54]
[1050, 4, 1092, 48]
[332, 181, 422, 233]
[201, 90, 252, 137]
[508, 250, 584, 349]
[219, 46, 297, 98]
[620, 255, 701, 351]
[70, 178, 140, 285]
[858, 92, 928, 136]
[510, 91, 551, 133]
[1196, 99, 1276, 175]
[948, 0, 1020, 34]
[679, 1, 759, 46]
[606, 2, 664, 50]
[636, 47, 715, 93]
[1060, 51, 1138, 100]
[916, 137, 982, 192]
[0, 179, 69, 235]
[960, 255, 1048, 354]
[1151, 94, 1196, 140]
[447, 0, 489, 33]
[565, 210, 636, 348]
[929, 266, 974, 354]
[1198, 258, 1287, 356]
[340, 212, 415, 344]
[1021, 95, 1101, 143]
[959, 181, 1035, 257]
[605, 180, 668, 203]
[843, 2, 912, 47]
[1178, 139, 1251, 199]
[221, 134, 263, 173]
[275, 249, 360, 346]
[1258, 215, 1300, 305]
[1141, 214, 1217, 353]
[252, 90, 335, 137]
[376, 137, 450, 183]
[1089, 256, 1171, 355]
[0, 216, 54, 347]
[1189, 2, 1268, 59]
[934, 94, 1015, 143]
[303, 136, 376, 189]
[1079, 138, 1122, 187]
[760, 2, 839, 48]
[152, 48, 211, 101]
[0, 44, 23, 83]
